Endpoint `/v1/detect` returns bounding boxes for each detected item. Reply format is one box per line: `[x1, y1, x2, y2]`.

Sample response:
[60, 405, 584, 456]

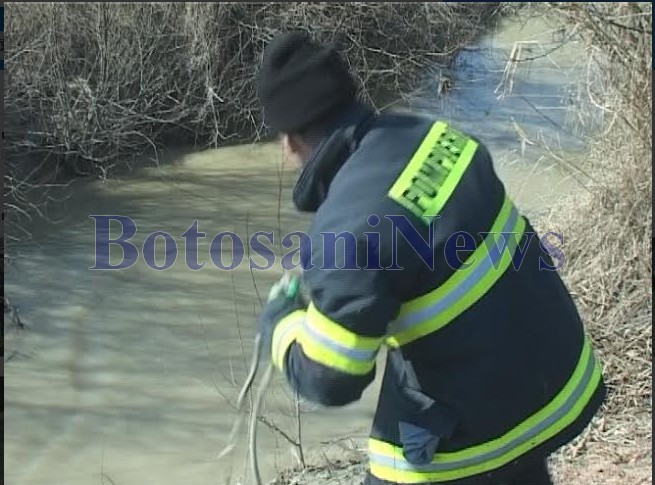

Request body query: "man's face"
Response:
[281, 134, 310, 170]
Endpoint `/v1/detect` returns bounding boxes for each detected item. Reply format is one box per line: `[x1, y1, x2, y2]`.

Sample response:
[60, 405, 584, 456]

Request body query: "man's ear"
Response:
[285, 133, 307, 157]
[283, 133, 310, 168]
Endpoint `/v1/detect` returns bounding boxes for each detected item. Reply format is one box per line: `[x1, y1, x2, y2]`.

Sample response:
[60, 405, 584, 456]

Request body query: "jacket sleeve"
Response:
[270, 231, 401, 407]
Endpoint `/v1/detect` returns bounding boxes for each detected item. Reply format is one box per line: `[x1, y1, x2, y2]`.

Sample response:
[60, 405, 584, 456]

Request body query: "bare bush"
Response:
[537, 1, 652, 460]
[4, 2, 501, 236]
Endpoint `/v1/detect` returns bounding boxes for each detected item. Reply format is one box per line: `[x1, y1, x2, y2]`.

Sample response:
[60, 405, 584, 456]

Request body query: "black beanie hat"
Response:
[255, 31, 357, 134]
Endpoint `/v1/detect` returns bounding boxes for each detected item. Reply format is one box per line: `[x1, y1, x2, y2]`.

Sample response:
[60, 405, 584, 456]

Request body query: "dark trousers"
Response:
[363, 458, 554, 485]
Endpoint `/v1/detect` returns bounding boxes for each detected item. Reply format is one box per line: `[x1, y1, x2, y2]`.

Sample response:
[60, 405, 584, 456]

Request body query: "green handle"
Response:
[286, 276, 300, 299]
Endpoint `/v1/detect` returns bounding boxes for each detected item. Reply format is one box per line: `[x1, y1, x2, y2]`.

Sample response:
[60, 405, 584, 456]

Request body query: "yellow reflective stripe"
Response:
[370, 440, 428, 484]
[368, 339, 603, 483]
[297, 333, 376, 375]
[388, 121, 448, 217]
[306, 302, 384, 352]
[399, 196, 513, 317]
[386, 197, 523, 347]
[271, 310, 304, 371]
[296, 302, 382, 376]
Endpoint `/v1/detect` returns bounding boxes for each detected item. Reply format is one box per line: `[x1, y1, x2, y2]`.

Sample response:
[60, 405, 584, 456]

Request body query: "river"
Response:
[4, 15, 594, 485]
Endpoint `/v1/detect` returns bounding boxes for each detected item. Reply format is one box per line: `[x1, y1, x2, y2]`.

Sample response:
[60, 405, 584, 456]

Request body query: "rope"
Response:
[218, 272, 301, 484]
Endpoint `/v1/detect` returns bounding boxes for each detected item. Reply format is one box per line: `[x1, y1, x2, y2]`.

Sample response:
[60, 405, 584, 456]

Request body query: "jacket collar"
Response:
[292, 102, 376, 213]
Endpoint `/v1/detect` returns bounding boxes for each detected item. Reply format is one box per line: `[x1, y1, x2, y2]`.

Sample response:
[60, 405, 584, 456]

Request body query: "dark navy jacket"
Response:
[272, 103, 606, 484]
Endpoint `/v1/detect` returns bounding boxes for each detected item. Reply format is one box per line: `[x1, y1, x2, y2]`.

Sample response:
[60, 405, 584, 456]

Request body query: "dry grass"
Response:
[531, 2, 652, 480]
[539, 0, 651, 427]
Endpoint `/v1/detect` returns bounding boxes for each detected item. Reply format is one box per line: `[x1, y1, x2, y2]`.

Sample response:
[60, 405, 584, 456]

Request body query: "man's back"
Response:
[254, 31, 605, 485]
[303, 109, 605, 483]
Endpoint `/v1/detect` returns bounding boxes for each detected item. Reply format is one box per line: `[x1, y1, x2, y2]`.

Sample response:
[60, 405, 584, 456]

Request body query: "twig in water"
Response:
[217, 330, 277, 485]
[217, 333, 263, 462]
[249, 361, 275, 485]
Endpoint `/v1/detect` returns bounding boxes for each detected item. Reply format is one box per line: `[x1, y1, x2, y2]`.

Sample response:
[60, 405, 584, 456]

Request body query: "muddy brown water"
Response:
[4, 16, 597, 485]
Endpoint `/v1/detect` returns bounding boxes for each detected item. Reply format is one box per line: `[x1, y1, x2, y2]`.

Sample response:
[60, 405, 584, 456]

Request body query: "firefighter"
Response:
[255, 31, 606, 485]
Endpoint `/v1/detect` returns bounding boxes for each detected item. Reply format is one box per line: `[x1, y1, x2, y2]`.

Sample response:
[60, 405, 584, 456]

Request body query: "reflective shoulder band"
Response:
[388, 121, 478, 222]
[387, 196, 525, 348]
[297, 302, 384, 376]
[368, 338, 603, 483]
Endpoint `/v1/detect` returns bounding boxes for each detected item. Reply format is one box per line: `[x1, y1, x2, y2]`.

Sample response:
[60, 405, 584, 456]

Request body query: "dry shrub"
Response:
[4, 2, 501, 237]
[537, 2, 652, 457]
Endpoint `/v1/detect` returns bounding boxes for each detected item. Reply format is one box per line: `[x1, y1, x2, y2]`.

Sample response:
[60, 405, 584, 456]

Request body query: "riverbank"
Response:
[3, 4, 650, 485]
[268, 435, 652, 485]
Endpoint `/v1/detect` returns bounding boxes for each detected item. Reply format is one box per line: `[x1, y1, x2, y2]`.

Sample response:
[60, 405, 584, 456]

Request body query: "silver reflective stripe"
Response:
[273, 316, 303, 355]
[369, 350, 597, 472]
[303, 321, 378, 362]
[389, 204, 519, 334]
